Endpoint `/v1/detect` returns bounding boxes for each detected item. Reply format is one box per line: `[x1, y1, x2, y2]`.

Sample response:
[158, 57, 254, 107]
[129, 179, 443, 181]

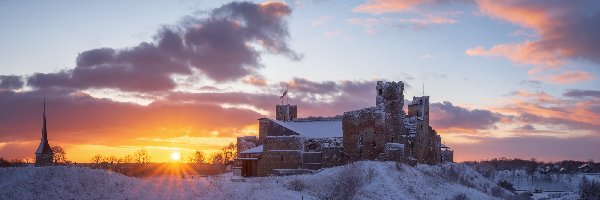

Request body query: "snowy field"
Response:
[1, 161, 524, 199]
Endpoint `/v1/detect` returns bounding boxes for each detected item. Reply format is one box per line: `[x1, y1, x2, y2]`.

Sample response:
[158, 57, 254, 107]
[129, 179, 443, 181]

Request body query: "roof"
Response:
[240, 145, 263, 154]
[272, 119, 342, 138]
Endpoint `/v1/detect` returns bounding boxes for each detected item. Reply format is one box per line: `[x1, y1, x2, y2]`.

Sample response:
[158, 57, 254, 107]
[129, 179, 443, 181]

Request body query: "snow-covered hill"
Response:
[0, 161, 514, 200]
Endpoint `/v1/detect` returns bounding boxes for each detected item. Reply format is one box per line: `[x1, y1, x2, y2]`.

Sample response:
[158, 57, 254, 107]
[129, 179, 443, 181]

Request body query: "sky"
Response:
[0, 0, 599, 163]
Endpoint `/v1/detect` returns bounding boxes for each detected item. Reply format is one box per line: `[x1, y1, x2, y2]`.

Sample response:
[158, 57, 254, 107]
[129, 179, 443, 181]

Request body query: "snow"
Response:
[384, 143, 404, 151]
[272, 120, 342, 138]
[240, 145, 263, 154]
[0, 161, 520, 200]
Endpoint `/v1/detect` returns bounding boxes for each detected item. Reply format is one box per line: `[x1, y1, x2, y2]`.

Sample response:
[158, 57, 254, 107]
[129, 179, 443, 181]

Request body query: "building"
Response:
[35, 100, 54, 166]
[234, 81, 453, 177]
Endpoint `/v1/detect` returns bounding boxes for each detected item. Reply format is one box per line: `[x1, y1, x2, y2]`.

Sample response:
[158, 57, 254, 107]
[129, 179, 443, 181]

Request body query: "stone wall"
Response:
[258, 150, 303, 176]
[257, 136, 305, 176]
[263, 136, 304, 151]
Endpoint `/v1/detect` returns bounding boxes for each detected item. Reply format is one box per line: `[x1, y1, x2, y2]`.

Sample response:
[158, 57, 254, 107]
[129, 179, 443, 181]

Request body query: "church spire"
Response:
[42, 99, 47, 143]
[35, 99, 53, 155]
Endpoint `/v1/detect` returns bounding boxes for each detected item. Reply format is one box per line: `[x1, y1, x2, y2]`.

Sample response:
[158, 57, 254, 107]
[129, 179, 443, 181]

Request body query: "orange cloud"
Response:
[465, 42, 565, 74]
[542, 71, 595, 84]
[353, 0, 441, 14]
[243, 76, 268, 87]
[468, 0, 600, 75]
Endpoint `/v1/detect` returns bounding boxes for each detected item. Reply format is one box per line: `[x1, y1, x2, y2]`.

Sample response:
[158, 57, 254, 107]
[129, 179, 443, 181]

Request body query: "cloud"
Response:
[348, 14, 458, 33]
[465, 42, 564, 73]
[451, 135, 600, 161]
[0, 75, 23, 90]
[542, 71, 595, 84]
[243, 76, 268, 87]
[353, 0, 461, 14]
[26, 2, 300, 92]
[0, 89, 262, 145]
[429, 101, 502, 130]
[468, 0, 600, 72]
[563, 89, 600, 99]
[495, 90, 600, 135]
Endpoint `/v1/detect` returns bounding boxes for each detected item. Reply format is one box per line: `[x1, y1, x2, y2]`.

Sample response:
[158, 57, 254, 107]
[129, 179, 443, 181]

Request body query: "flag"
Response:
[280, 88, 288, 99]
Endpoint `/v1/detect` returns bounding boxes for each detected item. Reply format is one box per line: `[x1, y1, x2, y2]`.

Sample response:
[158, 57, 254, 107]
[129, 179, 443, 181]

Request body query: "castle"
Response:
[234, 81, 453, 177]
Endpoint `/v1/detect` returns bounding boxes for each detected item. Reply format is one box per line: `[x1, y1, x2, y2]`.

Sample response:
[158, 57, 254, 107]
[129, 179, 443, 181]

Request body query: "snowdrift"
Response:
[0, 161, 512, 199]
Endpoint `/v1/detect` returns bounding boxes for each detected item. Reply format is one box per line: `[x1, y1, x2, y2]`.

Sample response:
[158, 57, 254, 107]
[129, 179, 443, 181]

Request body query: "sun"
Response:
[170, 152, 181, 161]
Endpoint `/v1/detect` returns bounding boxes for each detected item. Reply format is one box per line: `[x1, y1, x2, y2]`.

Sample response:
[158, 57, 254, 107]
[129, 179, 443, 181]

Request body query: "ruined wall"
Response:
[408, 96, 442, 164]
[258, 150, 302, 176]
[441, 147, 454, 163]
[305, 137, 344, 167]
[343, 81, 407, 163]
[257, 136, 304, 176]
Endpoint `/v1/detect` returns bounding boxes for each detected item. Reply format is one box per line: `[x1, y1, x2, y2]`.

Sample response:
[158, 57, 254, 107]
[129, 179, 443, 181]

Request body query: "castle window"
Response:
[371, 140, 376, 147]
[280, 155, 284, 161]
[391, 136, 394, 142]
[377, 88, 382, 96]
[359, 136, 363, 146]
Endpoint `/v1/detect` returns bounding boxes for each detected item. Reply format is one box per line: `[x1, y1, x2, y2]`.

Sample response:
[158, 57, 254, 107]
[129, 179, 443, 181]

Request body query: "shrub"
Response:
[367, 167, 377, 183]
[490, 186, 504, 198]
[452, 193, 468, 200]
[395, 162, 404, 172]
[330, 164, 363, 200]
[505, 193, 533, 200]
[579, 177, 600, 200]
[286, 178, 305, 191]
[498, 180, 516, 193]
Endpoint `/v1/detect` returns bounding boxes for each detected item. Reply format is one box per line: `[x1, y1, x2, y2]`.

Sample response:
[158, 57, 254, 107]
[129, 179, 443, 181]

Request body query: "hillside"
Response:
[0, 161, 514, 199]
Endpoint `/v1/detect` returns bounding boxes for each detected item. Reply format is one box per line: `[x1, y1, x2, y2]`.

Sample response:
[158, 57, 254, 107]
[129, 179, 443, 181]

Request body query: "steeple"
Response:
[35, 99, 54, 165]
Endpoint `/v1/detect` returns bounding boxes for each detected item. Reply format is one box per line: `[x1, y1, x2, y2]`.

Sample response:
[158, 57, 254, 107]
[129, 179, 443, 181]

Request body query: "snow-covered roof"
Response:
[272, 120, 342, 138]
[240, 145, 263, 154]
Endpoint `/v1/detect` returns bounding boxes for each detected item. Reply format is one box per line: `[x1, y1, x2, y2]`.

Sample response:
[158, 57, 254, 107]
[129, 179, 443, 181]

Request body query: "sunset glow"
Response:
[0, 0, 598, 163]
[170, 152, 181, 161]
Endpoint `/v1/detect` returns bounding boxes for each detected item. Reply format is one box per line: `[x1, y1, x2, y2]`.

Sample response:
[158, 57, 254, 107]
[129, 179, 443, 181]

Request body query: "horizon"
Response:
[0, 0, 599, 163]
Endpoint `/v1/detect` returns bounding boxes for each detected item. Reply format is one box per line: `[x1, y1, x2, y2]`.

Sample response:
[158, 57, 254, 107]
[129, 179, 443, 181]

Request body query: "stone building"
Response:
[234, 104, 343, 177]
[35, 100, 54, 166]
[234, 81, 453, 177]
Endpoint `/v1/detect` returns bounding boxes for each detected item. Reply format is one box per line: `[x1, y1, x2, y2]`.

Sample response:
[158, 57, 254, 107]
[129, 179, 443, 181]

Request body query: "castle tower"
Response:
[375, 81, 405, 135]
[35, 100, 54, 166]
[275, 104, 297, 122]
[408, 96, 439, 164]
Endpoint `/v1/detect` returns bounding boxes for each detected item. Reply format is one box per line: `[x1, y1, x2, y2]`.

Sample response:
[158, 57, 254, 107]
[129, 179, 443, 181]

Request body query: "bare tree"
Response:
[106, 155, 119, 164]
[222, 142, 236, 163]
[133, 149, 151, 163]
[210, 152, 225, 166]
[122, 154, 134, 163]
[51, 146, 68, 164]
[91, 154, 103, 164]
[188, 150, 206, 164]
